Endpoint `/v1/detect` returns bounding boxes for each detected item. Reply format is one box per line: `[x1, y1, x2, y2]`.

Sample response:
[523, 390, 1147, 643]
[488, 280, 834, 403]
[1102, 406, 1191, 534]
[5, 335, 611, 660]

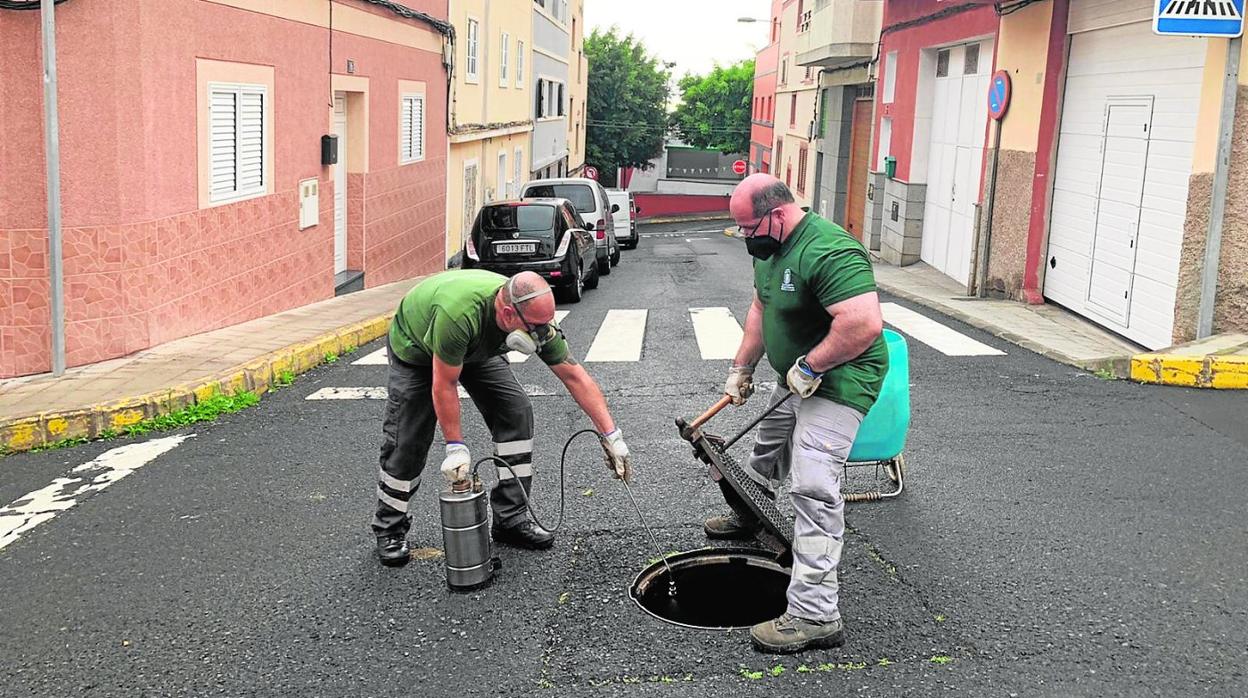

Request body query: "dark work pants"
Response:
[371, 346, 536, 538]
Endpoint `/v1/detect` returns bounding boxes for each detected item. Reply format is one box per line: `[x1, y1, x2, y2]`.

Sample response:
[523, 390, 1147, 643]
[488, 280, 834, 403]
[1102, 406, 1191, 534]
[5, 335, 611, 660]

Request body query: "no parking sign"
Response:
[987, 70, 1011, 121]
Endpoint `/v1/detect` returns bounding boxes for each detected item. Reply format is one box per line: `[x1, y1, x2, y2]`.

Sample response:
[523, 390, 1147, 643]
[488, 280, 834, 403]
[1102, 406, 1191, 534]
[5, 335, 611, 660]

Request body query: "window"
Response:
[536, 78, 546, 117]
[804, 66, 812, 81]
[464, 162, 480, 231]
[496, 151, 507, 201]
[513, 147, 523, 198]
[516, 40, 525, 87]
[781, 59, 788, 84]
[466, 19, 480, 82]
[964, 43, 980, 75]
[767, 96, 773, 121]
[790, 94, 797, 126]
[877, 117, 892, 170]
[936, 48, 950, 78]
[883, 51, 898, 103]
[400, 94, 425, 163]
[556, 83, 565, 116]
[786, 162, 792, 188]
[500, 32, 510, 86]
[524, 183, 595, 212]
[771, 18, 779, 43]
[797, 147, 808, 193]
[209, 83, 266, 203]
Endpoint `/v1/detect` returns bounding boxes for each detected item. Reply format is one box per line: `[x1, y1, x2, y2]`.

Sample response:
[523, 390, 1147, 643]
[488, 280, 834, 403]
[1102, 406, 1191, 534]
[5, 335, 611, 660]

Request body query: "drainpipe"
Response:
[1197, 36, 1241, 339]
[41, 0, 66, 376]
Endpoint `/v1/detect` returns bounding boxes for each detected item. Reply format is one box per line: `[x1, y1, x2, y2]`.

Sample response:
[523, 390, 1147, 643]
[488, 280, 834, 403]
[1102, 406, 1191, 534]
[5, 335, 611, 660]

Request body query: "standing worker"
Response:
[712, 174, 887, 653]
[371, 270, 631, 566]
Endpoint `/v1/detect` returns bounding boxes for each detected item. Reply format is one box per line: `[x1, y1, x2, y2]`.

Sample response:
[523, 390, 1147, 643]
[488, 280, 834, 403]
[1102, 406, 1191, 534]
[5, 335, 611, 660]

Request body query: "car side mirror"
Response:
[611, 204, 620, 213]
[634, 207, 641, 214]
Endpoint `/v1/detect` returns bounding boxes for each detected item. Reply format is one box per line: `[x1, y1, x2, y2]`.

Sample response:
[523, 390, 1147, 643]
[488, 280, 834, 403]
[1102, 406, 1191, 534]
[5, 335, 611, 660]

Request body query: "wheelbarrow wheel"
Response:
[884, 454, 906, 484]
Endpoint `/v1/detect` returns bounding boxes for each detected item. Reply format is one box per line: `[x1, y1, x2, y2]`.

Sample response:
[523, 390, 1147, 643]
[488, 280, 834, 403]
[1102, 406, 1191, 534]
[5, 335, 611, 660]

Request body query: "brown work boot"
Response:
[750, 613, 846, 654]
[703, 512, 761, 540]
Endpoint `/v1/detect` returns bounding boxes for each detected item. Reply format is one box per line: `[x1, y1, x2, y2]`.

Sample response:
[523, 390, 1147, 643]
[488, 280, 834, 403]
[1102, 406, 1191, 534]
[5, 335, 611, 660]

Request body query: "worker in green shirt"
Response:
[372, 270, 630, 566]
[711, 173, 888, 653]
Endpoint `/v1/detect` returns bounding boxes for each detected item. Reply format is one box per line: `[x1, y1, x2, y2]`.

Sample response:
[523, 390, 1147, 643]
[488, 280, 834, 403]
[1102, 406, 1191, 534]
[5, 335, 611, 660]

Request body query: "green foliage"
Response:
[584, 28, 671, 183]
[669, 59, 755, 155]
[929, 655, 953, 665]
[275, 371, 295, 388]
[31, 436, 90, 453]
[739, 668, 764, 680]
[123, 392, 260, 437]
[324, 352, 339, 364]
[768, 665, 785, 677]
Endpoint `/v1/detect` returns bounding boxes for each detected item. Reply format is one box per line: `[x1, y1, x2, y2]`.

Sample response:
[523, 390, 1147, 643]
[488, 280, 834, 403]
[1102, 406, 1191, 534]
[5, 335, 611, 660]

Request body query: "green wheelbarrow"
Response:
[843, 329, 911, 502]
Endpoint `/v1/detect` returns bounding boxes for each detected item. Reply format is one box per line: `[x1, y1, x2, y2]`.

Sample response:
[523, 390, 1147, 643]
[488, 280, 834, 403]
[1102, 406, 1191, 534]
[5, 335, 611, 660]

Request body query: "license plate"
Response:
[494, 243, 536, 254]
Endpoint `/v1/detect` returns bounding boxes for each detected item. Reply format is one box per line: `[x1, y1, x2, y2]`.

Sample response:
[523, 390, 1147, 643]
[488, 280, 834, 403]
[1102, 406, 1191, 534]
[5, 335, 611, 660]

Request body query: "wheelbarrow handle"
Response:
[688, 395, 734, 432]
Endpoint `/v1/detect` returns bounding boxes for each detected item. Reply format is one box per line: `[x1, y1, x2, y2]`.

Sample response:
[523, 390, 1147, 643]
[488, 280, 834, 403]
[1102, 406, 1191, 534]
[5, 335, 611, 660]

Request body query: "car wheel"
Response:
[598, 253, 612, 276]
[610, 245, 621, 266]
[562, 260, 584, 303]
[584, 257, 600, 289]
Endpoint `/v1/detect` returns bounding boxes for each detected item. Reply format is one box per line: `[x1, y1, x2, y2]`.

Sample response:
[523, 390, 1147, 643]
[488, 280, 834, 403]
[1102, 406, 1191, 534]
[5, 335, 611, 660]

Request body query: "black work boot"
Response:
[750, 613, 846, 654]
[492, 520, 555, 550]
[376, 534, 411, 567]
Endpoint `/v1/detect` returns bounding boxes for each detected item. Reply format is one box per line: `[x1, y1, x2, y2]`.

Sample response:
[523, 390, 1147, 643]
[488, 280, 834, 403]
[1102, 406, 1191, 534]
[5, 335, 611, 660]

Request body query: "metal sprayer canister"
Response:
[439, 477, 496, 591]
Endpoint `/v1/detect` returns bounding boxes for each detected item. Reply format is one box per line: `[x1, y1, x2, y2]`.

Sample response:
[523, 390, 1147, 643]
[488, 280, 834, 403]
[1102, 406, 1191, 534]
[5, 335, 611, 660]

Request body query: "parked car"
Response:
[521, 177, 620, 275]
[462, 199, 599, 303]
[606, 189, 641, 250]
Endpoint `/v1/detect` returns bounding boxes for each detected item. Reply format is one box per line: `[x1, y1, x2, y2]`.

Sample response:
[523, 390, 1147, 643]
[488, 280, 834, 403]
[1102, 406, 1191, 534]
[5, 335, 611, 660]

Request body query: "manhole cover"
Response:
[630, 548, 788, 630]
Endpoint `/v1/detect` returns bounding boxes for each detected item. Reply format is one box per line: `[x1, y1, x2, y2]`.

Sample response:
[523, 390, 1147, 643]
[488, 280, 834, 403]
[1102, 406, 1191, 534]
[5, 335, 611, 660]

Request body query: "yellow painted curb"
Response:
[1130, 352, 1248, 389]
[1, 312, 395, 455]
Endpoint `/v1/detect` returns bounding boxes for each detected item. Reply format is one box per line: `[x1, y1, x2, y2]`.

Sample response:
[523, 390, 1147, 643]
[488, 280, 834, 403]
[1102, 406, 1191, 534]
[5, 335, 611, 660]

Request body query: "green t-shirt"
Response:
[388, 269, 570, 367]
[753, 212, 888, 415]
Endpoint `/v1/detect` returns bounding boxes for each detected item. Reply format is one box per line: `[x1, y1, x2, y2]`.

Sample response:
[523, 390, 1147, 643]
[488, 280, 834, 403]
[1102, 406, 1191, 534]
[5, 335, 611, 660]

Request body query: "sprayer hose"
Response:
[471, 428, 602, 534]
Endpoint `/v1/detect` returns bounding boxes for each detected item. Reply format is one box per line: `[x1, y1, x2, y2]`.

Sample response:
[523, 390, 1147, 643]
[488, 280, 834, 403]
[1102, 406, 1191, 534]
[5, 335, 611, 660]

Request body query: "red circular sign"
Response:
[582, 166, 599, 181]
[988, 70, 1012, 121]
[732, 160, 748, 176]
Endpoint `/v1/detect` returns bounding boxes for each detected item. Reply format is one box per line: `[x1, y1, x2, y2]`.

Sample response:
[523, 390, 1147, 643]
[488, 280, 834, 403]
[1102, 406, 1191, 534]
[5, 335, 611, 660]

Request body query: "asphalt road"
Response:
[1, 220, 1245, 697]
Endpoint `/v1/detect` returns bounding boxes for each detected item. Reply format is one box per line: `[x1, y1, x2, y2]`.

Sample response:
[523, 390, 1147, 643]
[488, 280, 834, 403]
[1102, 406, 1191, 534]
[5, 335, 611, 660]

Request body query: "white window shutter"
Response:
[401, 98, 413, 161]
[412, 96, 424, 160]
[236, 90, 265, 194]
[400, 95, 424, 163]
[210, 90, 237, 198]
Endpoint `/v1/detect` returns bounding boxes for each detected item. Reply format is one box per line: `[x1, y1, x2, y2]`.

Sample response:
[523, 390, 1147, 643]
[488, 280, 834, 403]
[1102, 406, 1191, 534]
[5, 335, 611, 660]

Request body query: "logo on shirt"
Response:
[780, 268, 796, 292]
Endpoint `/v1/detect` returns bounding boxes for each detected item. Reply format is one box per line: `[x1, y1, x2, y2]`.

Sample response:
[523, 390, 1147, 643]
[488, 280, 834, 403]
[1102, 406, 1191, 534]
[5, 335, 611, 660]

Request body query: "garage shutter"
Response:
[209, 84, 266, 203]
[1068, 0, 1152, 34]
[1043, 20, 1206, 349]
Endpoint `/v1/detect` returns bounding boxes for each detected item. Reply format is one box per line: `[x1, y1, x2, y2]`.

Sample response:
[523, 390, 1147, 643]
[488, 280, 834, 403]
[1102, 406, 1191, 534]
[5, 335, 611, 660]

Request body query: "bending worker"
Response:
[371, 269, 630, 566]
[711, 173, 887, 654]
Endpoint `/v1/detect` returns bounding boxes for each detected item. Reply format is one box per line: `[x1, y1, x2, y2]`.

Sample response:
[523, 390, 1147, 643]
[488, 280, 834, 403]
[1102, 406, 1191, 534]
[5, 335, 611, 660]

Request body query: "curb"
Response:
[638, 214, 733, 225]
[1130, 352, 1248, 389]
[875, 280, 1132, 377]
[0, 314, 393, 455]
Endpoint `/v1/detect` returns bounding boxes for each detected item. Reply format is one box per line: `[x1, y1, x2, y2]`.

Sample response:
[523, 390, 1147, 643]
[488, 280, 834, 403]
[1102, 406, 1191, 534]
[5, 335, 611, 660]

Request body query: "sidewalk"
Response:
[872, 262, 1140, 374]
[0, 277, 421, 455]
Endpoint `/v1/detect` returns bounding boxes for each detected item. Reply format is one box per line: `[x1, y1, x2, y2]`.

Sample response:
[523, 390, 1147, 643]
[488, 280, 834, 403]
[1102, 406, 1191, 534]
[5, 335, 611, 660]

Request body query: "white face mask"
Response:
[504, 279, 555, 355]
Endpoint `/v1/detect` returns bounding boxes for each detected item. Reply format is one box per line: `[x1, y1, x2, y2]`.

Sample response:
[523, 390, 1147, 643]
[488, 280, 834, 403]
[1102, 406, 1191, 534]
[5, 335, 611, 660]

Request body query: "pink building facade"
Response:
[0, 0, 450, 378]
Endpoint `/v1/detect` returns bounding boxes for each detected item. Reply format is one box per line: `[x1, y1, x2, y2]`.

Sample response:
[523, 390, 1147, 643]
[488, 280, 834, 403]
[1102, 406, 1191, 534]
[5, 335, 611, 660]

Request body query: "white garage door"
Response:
[1043, 18, 1206, 349]
[921, 40, 991, 285]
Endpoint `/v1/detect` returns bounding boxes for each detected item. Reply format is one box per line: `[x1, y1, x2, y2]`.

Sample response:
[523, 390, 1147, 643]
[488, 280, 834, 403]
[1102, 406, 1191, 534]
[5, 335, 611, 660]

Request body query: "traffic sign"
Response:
[988, 70, 1011, 121]
[732, 160, 747, 176]
[583, 165, 599, 181]
[1155, 0, 1244, 37]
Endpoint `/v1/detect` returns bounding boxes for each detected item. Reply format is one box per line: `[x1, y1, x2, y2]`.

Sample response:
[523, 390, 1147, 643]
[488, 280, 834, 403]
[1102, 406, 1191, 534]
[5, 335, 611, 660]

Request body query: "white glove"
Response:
[440, 442, 471, 483]
[786, 355, 823, 399]
[600, 429, 632, 482]
[723, 365, 755, 406]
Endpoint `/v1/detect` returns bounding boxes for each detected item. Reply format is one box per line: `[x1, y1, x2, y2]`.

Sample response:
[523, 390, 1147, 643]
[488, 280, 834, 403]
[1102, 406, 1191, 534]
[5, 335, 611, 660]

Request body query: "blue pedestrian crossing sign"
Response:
[1155, 0, 1244, 37]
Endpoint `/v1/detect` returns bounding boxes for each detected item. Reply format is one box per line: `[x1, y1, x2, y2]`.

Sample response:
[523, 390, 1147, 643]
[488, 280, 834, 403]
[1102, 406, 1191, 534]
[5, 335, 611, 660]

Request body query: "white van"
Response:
[606, 189, 640, 250]
[521, 178, 619, 274]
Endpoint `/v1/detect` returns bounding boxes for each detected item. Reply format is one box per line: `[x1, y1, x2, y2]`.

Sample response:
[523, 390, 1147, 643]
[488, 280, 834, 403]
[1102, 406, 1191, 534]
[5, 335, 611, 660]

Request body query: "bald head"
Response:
[496, 271, 556, 331]
[730, 173, 804, 240]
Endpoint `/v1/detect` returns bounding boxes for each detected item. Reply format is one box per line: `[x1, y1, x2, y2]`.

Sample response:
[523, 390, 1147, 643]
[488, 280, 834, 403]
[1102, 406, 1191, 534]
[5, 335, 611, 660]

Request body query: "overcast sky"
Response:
[584, 0, 770, 80]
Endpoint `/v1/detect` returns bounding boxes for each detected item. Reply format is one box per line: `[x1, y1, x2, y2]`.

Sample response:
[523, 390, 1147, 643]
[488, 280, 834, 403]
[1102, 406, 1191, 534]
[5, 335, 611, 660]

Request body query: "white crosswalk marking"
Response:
[0, 435, 193, 551]
[353, 347, 388, 365]
[508, 310, 570, 363]
[881, 303, 1005, 356]
[585, 309, 648, 362]
[689, 307, 744, 360]
[306, 385, 557, 400]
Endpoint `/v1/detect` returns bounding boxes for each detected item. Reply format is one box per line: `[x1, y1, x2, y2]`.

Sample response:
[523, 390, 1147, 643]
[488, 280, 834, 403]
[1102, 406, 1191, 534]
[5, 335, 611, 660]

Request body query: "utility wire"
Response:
[0, 0, 69, 9]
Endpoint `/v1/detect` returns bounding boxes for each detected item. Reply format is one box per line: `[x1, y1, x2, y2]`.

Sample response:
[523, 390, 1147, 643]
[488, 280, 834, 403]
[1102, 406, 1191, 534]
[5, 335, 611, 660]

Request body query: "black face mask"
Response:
[745, 235, 782, 260]
[744, 210, 783, 260]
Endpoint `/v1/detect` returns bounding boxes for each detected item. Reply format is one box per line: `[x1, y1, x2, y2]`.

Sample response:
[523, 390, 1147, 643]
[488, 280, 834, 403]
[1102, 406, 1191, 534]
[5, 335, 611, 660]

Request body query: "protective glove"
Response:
[600, 429, 632, 483]
[440, 442, 471, 483]
[723, 365, 755, 406]
[786, 355, 823, 399]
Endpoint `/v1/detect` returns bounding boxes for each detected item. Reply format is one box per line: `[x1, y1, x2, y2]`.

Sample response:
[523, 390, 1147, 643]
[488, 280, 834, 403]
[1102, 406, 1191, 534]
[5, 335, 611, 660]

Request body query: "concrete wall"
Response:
[531, 49, 570, 173]
[774, 0, 820, 207]
[632, 193, 731, 220]
[814, 85, 857, 227]
[0, 0, 448, 377]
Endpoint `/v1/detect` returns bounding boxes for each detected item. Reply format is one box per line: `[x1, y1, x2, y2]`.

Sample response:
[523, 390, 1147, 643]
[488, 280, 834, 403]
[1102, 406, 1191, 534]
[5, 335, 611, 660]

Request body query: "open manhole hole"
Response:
[630, 548, 789, 629]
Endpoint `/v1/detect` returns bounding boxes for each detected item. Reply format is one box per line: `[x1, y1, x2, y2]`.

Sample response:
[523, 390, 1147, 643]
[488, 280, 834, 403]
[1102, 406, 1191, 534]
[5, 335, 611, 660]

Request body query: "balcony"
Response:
[794, 0, 883, 69]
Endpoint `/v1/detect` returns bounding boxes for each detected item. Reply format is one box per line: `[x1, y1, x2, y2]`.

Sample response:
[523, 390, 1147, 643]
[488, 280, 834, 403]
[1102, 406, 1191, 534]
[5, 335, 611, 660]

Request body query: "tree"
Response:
[584, 28, 671, 186]
[669, 60, 755, 155]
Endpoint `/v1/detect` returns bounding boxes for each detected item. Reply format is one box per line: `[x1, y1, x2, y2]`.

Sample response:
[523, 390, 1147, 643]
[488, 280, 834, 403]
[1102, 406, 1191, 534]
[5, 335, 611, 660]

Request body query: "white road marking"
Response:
[306, 385, 558, 400]
[508, 310, 570, 363]
[585, 309, 648, 362]
[0, 435, 193, 552]
[880, 303, 1006, 357]
[352, 347, 388, 365]
[689, 307, 744, 360]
